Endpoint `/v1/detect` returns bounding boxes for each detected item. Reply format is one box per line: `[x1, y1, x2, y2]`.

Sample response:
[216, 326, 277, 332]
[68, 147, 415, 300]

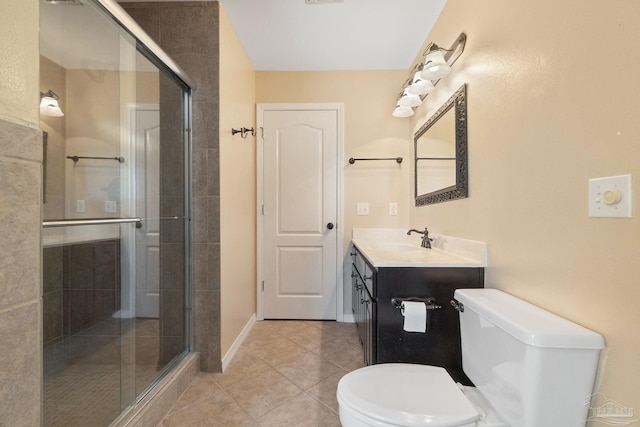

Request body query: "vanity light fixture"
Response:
[419, 44, 451, 80]
[392, 33, 466, 118]
[397, 88, 422, 108]
[407, 72, 435, 96]
[40, 90, 64, 117]
[392, 104, 414, 118]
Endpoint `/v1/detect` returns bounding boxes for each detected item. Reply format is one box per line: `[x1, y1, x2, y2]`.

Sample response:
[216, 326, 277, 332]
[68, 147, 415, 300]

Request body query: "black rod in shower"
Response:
[67, 155, 125, 163]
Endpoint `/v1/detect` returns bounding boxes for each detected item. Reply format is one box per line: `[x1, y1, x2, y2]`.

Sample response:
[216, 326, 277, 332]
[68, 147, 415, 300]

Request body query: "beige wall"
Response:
[408, 0, 640, 415]
[0, 0, 39, 126]
[0, 0, 42, 425]
[256, 70, 411, 313]
[219, 4, 258, 358]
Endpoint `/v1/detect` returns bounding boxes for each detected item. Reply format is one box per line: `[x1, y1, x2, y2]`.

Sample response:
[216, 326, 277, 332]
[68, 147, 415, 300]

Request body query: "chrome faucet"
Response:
[407, 227, 432, 248]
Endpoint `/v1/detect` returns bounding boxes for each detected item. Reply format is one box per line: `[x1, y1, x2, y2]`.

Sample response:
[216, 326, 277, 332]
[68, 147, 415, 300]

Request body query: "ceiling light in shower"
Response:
[40, 90, 64, 117]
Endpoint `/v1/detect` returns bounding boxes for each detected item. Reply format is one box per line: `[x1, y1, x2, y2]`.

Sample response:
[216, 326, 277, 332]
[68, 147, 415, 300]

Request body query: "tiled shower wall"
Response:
[0, 118, 43, 426]
[42, 240, 121, 346]
[119, 1, 222, 372]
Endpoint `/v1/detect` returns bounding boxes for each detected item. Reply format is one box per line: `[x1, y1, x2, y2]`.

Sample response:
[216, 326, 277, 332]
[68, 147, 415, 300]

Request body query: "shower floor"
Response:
[43, 318, 161, 427]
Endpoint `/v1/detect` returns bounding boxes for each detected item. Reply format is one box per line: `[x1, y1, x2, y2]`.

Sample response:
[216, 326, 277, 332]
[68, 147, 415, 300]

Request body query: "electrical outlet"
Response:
[76, 200, 85, 213]
[356, 202, 369, 215]
[389, 202, 398, 216]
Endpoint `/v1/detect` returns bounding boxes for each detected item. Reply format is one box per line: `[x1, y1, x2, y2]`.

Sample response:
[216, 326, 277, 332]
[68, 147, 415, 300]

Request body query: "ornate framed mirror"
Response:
[414, 84, 467, 206]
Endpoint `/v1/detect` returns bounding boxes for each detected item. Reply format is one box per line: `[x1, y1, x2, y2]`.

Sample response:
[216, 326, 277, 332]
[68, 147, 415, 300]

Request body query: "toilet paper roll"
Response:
[401, 301, 427, 333]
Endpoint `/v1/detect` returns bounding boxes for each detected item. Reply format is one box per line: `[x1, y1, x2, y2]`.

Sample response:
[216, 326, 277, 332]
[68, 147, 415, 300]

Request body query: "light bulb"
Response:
[392, 105, 414, 118]
[408, 72, 435, 96]
[397, 89, 422, 108]
[420, 49, 450, 81]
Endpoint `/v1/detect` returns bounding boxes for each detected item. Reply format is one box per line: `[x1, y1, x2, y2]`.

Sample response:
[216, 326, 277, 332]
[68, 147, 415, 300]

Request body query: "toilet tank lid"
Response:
[454, 289, 605, 350]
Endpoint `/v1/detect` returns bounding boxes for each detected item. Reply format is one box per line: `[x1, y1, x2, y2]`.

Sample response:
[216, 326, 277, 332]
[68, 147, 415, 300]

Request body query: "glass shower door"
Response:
[40, 1, 191, 425]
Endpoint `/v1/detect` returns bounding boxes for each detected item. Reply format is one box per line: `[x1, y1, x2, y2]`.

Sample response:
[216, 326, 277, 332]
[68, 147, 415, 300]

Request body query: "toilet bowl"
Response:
[337, 289, 605, 427]
[337, 363, 503, 427]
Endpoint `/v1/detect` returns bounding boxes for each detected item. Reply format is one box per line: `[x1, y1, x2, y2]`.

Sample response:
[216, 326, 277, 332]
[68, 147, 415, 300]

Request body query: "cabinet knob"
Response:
[327, 222, 334, 230]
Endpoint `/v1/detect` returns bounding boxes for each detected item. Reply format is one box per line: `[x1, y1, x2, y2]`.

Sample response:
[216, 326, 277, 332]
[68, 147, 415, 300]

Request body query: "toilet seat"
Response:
[337, 364, 480, 427]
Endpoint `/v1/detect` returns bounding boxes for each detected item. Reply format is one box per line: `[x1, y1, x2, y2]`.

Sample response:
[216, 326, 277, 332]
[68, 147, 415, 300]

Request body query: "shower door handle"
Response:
[42, 216, 183, 229]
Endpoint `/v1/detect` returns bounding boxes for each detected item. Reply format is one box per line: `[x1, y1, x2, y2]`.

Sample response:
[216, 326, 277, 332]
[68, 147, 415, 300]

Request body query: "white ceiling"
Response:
[41, 0, 447, 72]
[219, 0, 447, 71]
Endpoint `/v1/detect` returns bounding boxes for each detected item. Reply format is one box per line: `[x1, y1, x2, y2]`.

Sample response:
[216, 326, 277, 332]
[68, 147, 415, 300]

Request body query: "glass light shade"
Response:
[40, 96, 64, 117]
[397, 89, 422, 108]
[420, 49, 451, 80]
[392, 105, 414, 118]
[408, 72, 435, 96]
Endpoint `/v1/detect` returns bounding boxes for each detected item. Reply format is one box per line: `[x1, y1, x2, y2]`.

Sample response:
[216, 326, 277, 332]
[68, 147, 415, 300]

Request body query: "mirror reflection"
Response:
[414, 84, 467, 206]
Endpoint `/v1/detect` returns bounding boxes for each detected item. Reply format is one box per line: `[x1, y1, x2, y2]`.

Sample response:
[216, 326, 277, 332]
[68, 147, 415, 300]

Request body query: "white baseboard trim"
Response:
[342, 313, 355, 323]
[221, 313, 257, 371]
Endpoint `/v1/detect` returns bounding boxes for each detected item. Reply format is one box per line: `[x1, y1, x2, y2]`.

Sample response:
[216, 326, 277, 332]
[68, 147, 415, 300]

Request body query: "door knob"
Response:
[327, 222, 334, 230]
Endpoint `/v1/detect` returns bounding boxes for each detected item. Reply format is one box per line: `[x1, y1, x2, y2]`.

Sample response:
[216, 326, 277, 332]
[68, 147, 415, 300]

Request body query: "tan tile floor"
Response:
[158, 320, 363, 426]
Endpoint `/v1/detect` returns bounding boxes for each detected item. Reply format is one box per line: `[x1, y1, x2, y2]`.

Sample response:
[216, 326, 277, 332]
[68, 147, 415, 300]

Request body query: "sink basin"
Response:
[379, 243, 421, 252]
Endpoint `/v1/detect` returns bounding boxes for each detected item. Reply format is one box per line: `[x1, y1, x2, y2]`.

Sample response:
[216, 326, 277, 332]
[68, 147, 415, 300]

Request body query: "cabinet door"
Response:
[362, 284, 374, 365]
[375, 267, 483, 384]
[352, 248, 376, 365]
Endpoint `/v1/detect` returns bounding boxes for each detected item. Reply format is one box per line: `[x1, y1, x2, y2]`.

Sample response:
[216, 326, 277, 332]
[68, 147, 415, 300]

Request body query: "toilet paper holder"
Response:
[391, 297, 442, 311]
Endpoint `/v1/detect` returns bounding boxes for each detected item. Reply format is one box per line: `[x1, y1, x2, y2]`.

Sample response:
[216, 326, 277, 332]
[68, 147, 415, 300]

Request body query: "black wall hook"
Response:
[231, 127, 255, 139]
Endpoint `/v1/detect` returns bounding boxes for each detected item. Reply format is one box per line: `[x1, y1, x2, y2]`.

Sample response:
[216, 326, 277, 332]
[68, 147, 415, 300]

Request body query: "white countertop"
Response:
[351, 228, 487, 268]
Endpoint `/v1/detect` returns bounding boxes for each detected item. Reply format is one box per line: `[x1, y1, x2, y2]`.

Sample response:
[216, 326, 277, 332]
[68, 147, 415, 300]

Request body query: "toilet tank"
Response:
[454, 289, 604, 427]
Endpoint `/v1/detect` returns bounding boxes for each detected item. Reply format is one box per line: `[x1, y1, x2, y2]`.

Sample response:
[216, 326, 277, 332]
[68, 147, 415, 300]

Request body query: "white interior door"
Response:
[261, 108, 339, 319]
[134, 107, 160, 318]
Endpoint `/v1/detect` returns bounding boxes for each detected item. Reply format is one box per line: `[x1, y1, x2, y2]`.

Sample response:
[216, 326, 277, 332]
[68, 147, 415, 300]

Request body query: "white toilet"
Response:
[337, 288, 605, 427]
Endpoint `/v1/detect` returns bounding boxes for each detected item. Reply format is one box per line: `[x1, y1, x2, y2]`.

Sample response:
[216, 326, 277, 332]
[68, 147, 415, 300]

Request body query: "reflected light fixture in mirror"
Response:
[40, 90, 64, 117]
[392, 33, 466, 118]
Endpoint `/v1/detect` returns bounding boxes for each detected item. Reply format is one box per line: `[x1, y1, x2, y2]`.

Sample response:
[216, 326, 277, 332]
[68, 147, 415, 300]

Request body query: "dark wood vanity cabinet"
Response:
[351, 246, 484, 384]
[351, 248, 376, 365]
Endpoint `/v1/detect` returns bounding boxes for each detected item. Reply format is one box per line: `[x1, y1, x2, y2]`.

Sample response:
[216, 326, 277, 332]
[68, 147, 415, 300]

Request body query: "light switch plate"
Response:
[356, 202, 369, 215]
[588, 174, 632, 218]
[389, 202, 398, 216]
[105, 200, 117, 213]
